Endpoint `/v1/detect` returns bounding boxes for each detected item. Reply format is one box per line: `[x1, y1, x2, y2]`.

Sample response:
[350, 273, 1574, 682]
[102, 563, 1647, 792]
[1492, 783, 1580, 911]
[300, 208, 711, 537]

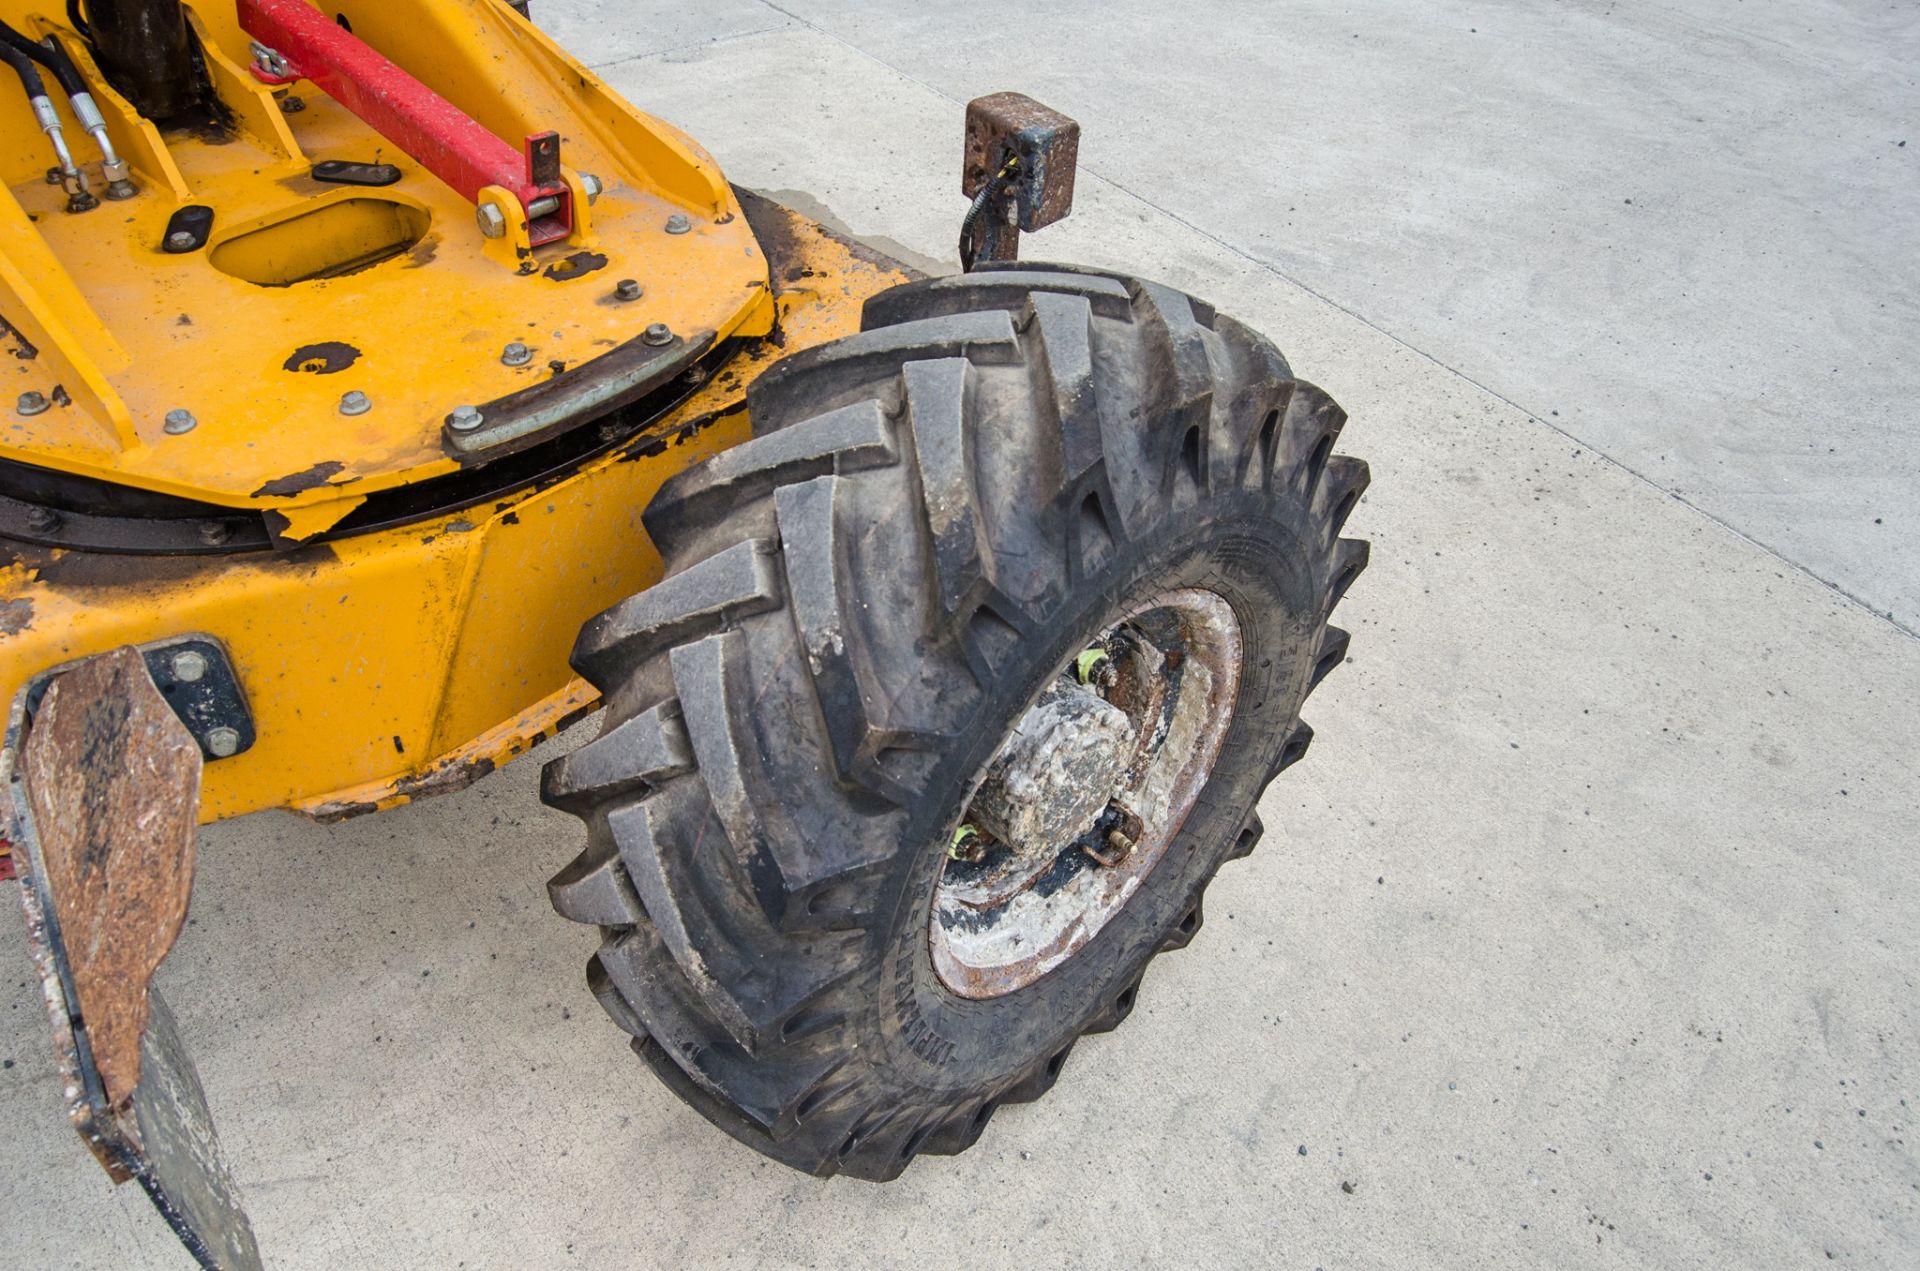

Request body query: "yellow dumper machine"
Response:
[0, 0, 1368, 1263]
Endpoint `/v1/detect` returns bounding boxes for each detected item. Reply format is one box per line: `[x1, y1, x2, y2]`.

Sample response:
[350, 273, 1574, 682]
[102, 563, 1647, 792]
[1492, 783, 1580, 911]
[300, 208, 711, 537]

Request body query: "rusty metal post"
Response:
[4, 647, 262, 1271]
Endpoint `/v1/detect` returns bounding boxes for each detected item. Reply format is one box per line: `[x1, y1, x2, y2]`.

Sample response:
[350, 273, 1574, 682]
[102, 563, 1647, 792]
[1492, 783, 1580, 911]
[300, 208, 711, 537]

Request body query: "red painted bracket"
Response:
[238, 0, 571, 245]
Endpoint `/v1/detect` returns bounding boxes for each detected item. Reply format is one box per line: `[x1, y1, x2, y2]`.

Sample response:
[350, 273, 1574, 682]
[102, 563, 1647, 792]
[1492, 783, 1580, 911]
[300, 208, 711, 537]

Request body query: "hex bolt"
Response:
[26, 505, 60, 533]
[198, 520, 232, 547]
[163, 408, 197, 434]
[448, 404, 485, 433]
[579, 172, 603, 204]
[664, 213, 691, 234]
[614, 278, 643, 302]
[204, 726, 241, 758]
[642, 323, 674, 347]
[170, 649, 208, 683]
[16, 390, 49, 416]
[165, 230, 197, 252]
[475, 203, 507, 239]
[279, 93, 306, 114]
[500, 341, 533, 367]
[338, 390, 372, 416]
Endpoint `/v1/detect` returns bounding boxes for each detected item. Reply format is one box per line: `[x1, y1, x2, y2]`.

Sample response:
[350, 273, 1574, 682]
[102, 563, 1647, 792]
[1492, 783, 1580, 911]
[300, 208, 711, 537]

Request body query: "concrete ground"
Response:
[4, 2, 1916, 1267]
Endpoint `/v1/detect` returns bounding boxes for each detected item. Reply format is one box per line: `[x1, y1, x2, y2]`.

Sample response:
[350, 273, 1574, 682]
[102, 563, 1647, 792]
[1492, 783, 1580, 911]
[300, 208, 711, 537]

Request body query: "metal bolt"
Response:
[475, 203, 506, 239]
[614, 278, 642, 302]
[16, 390, 49, 416]
[166, 229, 196, 252]
[665, 213, 691, 234]
[170, 650, 208, 683]
[448, 405, 485, 433]
[25, 505, 59, 533]
[500, 341, 533, 367]
[338, 390, 371, 416]
[642, 323, 673, 347]
[579, 172, 603, 204]
[163, 408, 197, 434]
[279, 93, 306, 114]
[198, 520, 231, 547]
[205, 726, 241, 758]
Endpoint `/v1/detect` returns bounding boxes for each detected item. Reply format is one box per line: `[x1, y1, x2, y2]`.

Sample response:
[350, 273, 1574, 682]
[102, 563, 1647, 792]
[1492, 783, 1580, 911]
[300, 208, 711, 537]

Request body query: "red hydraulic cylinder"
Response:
[238, 0, 571, 244]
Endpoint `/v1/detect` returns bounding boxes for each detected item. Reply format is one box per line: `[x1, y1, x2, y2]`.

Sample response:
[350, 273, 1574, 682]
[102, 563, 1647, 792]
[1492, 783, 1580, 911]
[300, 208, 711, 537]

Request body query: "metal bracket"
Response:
[4, 648, 262, 1270]
[959, 92, 1080, 270]
[24, 635, 255, 762]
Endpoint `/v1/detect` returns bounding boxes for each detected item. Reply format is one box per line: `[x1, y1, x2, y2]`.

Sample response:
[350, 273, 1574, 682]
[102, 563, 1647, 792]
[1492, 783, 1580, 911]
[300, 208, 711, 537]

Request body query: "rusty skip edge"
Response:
[4, 650, 262, 1271]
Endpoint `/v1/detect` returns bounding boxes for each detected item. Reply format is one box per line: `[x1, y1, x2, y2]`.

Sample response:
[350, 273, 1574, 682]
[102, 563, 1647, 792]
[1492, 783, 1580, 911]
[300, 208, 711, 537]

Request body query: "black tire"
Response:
[539, 262, 1369, 1180]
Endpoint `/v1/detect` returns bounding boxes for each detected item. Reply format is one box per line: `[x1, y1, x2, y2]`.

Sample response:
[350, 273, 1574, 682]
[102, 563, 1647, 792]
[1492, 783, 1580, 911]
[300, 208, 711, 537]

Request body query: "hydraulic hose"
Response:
[0, 18, 131, 199]
[0, 37, 79, 181]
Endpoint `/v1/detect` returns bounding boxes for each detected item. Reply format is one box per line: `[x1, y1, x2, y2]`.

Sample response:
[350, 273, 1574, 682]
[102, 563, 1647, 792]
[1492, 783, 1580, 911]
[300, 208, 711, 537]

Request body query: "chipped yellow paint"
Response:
[0, 197, 915, 821]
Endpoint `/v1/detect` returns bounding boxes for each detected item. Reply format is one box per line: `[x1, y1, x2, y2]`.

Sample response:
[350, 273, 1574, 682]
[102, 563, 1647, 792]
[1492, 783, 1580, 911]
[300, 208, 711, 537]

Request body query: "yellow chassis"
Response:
[0, 0, 915, 823]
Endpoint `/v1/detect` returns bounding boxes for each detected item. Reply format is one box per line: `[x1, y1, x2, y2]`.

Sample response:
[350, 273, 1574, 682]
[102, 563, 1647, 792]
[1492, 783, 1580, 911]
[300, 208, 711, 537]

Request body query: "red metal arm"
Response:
[238, 0, 571, 244]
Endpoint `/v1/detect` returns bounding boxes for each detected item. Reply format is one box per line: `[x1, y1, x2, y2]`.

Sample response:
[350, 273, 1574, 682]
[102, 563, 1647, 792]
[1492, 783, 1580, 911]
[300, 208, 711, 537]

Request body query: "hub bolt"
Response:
[501, 341, 533, 367]
[476, 203, 507, 239]
[338, 390, 372, 416]
[205, 726, 241, 758]
[25, 505, 59, 533]
[163, 408, 197, 434]
[665, 213, 691, 234]
[642, 323, 674, 347]
[615, 278, 643, 302]
[16, 390, 49, 416]
[448, 404, 485, 433]
[170, 650, 208, 683]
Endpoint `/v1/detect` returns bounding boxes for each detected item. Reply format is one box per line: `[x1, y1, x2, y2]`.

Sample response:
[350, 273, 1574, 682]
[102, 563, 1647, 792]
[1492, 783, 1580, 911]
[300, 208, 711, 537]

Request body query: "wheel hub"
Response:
[930, 588, 1243, 999]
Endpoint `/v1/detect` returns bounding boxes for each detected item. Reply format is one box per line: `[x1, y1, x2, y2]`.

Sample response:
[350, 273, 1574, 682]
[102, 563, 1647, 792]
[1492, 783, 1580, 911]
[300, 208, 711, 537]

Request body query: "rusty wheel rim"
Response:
[930, 588, 1243, 999]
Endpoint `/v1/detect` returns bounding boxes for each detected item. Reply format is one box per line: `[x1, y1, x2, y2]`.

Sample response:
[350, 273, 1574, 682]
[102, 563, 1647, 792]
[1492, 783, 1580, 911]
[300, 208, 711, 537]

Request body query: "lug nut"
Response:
[501, 341, 533, 367]
[448, 404, 485, 433]
[338, 390, 371, 416]
[642, 323, 674, 347]
[476, 203, 507, 239]
[664, 213, 691, 234]
[165, 229, 197, 252]
[170, 650, 208, 683]
[205, 726, 241, 758]
[163, 408, 197, 434]
[614, 278, 642, 302]
[16, 390, 49, 416]
[26, 505, 60, 533]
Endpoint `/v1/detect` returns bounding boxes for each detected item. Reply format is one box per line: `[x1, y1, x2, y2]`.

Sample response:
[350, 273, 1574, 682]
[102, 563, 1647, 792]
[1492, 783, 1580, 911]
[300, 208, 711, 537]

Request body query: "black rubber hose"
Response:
[0, 34, 48, 100]
[32, 32, 88, 97]
[66, 0, 89, 39]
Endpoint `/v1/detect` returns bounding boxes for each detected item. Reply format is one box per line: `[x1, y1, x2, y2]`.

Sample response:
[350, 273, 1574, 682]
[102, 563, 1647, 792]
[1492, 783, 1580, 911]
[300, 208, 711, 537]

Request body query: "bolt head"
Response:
[614, 278, 643, 302]
[163, 409, 197, 434]
[642, 323, 674, 347]
[448, 405, 485, 433]
[25, 505, 59, 532]
[166, 230, 196, 251]
[16, 390, 49, 417]
[476, 203, 507, 239]
[338, 390, 372, 416]
[579, 172, 603, 204]
[205, 726, 241, 758]
[279, 93, 306, 114]
[170, 650, 208, 683]
[198, 520, 232, 547]
[501, 341, 533, 367]
[665, 213, 692, 235]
